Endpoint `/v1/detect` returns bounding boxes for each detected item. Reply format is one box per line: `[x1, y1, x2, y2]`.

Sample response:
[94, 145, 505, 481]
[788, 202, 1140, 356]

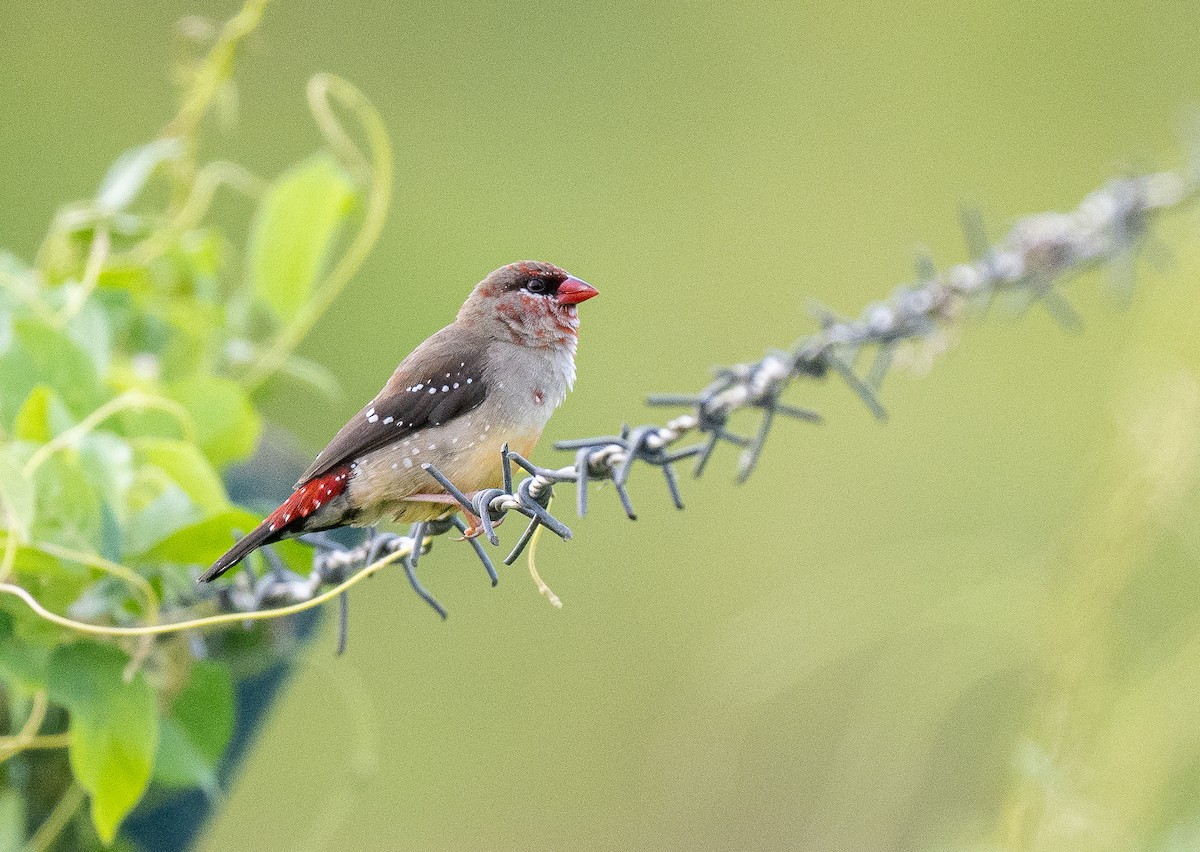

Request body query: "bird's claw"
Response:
[456, 509, 504, 541]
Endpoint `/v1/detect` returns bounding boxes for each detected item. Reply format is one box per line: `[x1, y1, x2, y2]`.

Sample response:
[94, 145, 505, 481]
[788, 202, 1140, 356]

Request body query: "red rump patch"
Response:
[265, 464, 352, 532]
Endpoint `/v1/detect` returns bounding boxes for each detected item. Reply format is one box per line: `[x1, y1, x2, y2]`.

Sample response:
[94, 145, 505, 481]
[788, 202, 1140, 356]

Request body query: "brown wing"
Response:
[297, 328, 489, 485]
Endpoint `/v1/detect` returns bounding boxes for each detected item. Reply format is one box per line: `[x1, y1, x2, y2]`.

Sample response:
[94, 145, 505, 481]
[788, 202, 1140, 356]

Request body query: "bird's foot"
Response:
[402, 491, 504, 540]
[456, 510, 505, 540]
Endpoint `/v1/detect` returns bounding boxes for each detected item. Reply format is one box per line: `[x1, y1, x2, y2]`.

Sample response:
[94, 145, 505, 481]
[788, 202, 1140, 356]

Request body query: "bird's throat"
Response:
[496, 295, 579, 350]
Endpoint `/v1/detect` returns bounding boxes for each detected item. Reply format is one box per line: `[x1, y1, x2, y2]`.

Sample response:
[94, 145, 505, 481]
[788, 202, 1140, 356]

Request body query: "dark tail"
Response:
[201, 465, 354, 583]
[199, 519, 282, 583]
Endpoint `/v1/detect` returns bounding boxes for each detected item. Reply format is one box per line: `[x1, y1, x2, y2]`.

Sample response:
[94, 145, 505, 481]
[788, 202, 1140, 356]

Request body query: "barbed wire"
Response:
[197, 165, 1196, 654]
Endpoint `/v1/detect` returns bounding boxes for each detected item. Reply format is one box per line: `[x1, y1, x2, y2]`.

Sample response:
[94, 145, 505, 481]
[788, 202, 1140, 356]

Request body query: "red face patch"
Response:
[495, 292, 579, 347]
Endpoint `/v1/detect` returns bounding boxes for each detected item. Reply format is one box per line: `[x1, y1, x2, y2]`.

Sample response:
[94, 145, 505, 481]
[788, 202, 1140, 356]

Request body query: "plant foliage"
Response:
[0, 1, 388, 845]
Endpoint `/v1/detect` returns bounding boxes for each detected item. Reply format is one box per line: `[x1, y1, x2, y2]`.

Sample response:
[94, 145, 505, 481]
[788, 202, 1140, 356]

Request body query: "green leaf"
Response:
[76, 432, 135, 522]
[14, 384, 75, 442]
[278, 353, 344, 402]
[132, 438, 228, 514]
[64, 298, 114, 375]
[96, 262, 154, 299]
[96, 138, 183, 215]
[123, 480, 197, 557]
[167, 375, 261, 469]
[0, 249, 30, 281]
[153, 661, 233, 793]
[46, 641, 158, 844]
[248, 154, 357, 323]
[0, 317, 104, 427]
[0, 446, 35, 541]
[174, 660, 235, 763]
[154, 717, 219, 795]
[35, 223, 90, 286]
[140, 508, 262, 566]
[30, 452, 104, 553]
[0, 609, 50, 693]
[0, 788, 25, 852]
[5, 543, 89, 628]
[14, 385, 55, 443]
[118, 377, 258, 469]
[269, 535, 319, 576]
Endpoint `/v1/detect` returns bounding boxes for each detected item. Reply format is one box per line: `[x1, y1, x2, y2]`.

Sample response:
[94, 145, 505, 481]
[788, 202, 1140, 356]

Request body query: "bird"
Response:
[200, 260, 598, 582]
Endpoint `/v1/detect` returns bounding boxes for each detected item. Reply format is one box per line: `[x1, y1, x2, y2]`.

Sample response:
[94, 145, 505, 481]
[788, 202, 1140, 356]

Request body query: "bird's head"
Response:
[460, 260, 599, 348]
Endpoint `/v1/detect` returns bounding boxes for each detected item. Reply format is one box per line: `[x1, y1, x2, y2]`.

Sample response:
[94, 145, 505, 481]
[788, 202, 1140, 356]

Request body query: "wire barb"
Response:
[402, 521, 446, 619]
[209, 163, 1195, 632]
[336, 590, 349, 656]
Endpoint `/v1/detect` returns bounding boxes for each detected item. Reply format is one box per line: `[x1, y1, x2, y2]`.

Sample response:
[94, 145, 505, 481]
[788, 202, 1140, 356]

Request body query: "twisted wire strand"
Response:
[198, 167, 1196, 650]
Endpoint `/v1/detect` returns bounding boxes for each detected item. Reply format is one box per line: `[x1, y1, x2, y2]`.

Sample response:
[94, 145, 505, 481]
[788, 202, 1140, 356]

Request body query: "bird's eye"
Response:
[526, 278, 547, 294]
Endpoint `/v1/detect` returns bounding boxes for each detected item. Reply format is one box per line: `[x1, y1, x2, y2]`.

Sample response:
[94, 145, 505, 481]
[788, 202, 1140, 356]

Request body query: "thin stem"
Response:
[243, 74, 393, 391]
[25, 782, 84, 852]
[162, 0, 272, 141]
[0, 268, 58, 327]
[0, 530, 17, 585]
[123, 160, 264, 267]
[0, 690, 49, 762]
[11, 733, 71, 752]
[55, 226, 110, 326]
[0, 541, 412, 638]
[33, 541, 160, 678]
[525, 515, 561, 609]
[22, 391, 194, 478]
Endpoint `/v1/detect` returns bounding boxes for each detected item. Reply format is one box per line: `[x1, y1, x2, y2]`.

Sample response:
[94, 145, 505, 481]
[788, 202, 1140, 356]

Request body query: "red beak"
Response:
[557, 276, 599, 305]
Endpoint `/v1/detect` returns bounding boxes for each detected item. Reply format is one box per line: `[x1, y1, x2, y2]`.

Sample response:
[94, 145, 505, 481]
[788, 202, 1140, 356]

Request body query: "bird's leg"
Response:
[399, 493, 480, 540]
[401, 494, 462, 505]
[457, 494, 508, 541]
[403, 492, 507, 540]
[456, 509, 507, 541]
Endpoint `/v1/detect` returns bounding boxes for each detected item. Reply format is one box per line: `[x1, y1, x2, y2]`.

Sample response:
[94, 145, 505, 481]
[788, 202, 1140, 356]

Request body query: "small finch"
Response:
[201, 261, 598, 582]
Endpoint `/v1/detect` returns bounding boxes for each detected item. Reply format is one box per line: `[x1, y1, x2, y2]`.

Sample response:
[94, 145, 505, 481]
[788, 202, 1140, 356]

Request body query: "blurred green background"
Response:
[5, 1, 1200, 849]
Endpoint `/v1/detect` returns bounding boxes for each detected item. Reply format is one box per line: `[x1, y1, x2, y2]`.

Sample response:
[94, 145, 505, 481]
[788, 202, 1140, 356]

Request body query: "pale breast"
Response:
[480, 338, 575, 430]
[347, 404, 542, 525]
